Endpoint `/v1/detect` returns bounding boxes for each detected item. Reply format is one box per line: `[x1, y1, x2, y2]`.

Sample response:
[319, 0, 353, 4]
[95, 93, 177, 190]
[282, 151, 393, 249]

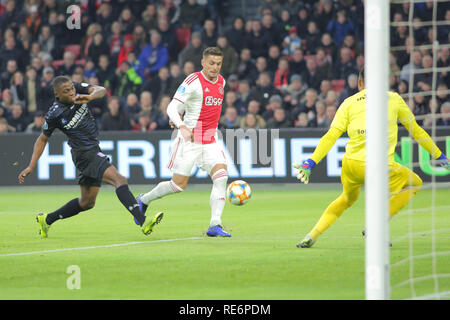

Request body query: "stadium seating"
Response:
[175, 28, 191, 51]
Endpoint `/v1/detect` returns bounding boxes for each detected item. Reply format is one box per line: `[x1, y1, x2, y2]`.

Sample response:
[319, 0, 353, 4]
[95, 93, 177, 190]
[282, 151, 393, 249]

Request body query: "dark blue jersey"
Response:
[43, 82, 99, 151]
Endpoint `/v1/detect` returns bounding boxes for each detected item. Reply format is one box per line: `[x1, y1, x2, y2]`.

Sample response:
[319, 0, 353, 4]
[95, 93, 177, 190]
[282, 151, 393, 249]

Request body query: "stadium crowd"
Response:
[0, 0, 448, 135]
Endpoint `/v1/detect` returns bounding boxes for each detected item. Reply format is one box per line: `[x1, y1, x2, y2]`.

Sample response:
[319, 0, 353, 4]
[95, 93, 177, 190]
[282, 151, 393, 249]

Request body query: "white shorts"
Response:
[167, 137, 227, 176]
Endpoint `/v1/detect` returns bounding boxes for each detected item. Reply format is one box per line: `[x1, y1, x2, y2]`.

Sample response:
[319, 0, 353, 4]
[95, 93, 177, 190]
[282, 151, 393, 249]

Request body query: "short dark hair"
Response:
[52, 75, 71, 90]
[358, 66, 365, 83]
[203, 47, 223, 58]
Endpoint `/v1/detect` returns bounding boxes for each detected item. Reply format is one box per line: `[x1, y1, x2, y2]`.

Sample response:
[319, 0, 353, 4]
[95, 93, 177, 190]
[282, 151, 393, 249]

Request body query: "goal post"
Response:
[364, 0, 391, 300]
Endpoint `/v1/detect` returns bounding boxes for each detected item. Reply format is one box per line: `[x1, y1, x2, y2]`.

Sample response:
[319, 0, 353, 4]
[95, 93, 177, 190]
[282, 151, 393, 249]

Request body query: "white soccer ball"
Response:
[226, 180, 252, 206]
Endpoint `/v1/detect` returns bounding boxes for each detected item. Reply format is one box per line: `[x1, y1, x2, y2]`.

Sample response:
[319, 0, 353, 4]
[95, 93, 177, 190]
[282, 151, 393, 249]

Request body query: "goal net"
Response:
[388, 0, 450, 300]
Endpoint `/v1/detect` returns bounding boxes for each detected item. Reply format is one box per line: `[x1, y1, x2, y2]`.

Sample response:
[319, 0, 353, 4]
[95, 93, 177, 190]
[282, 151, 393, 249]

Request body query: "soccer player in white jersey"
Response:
[137, 47, 231, 237]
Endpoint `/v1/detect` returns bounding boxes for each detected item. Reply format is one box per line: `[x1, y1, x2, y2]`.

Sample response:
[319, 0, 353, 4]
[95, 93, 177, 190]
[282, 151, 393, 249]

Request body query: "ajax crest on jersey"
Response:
[227, 180, 252, 206]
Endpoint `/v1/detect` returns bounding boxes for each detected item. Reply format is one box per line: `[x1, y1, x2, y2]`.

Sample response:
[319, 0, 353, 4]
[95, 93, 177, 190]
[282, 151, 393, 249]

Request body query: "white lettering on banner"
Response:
[327, 138, 349, 177]
[239, 139, 273, 177]
[159, 140, 173, 179]
[38, 142, 76, 180]
[273, 138, 286, 177]
[290, 138, 320, 177]
[117, 140, 156, 179]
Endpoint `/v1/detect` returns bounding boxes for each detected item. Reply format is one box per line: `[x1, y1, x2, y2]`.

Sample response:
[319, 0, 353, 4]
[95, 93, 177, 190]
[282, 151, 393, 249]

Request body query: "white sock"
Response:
[141, 180, 183, 205]
[209, 169, 228, 226]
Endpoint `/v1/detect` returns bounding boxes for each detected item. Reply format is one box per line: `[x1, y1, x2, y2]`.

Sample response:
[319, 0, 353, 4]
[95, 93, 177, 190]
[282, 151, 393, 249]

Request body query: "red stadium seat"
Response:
[64, 44, 81, 59]
[331, 79, 346, 92]
[175, 28, 191, 50]
[52, 60, 64, 69]
[75, 59, 86, 67]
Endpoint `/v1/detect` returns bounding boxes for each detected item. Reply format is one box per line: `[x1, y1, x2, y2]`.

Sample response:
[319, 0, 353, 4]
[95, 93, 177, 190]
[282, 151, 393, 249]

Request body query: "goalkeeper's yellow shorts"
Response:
[340, 155, 422, 195]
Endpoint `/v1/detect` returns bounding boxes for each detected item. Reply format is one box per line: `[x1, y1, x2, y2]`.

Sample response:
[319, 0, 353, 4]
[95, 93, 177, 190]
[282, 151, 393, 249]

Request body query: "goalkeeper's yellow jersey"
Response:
[330, 89, 415, 164]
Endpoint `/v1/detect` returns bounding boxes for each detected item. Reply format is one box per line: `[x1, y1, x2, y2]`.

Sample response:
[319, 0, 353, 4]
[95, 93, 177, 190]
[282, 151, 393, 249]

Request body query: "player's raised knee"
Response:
[79, 199, 96, 210]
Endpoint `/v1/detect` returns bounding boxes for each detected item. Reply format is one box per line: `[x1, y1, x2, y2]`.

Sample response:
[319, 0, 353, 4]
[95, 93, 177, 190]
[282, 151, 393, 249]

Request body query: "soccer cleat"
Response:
[36, 213, 50, 239]
[296, 236, 315, 248]
[206, 225, 231, 237]
[141, 211, 164, 235]
[134, 193, 148, 225]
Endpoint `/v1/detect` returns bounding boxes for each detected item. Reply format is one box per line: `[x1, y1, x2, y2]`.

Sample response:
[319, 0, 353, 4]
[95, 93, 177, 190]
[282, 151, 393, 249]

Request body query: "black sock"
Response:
[46, 198, 85, 225]
[115, 184, 145, 225]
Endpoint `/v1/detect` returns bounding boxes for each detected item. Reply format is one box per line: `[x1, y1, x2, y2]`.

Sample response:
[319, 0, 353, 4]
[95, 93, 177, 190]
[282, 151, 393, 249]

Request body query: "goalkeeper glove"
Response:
[438, 154, 450, 170]
[293, 159, 316, 184]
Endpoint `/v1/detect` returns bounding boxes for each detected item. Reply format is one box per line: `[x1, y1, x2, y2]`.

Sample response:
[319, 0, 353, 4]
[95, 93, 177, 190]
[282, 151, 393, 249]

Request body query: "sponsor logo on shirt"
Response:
[177, 86, 186, 94]
[204, 96, 223, 106]
[63, 104, 88, 130]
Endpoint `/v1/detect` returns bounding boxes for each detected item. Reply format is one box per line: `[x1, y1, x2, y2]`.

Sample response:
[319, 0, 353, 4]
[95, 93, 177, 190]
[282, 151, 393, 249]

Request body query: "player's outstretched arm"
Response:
[73, 85, 107, 104]
[401, 118, 449, 170]
[18, 133, 49, 184]
[293, 127, 344, 184]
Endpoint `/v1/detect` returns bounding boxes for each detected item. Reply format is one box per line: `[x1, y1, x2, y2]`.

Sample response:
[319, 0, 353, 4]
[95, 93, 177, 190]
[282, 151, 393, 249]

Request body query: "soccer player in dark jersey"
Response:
[18, 76, 163, 238]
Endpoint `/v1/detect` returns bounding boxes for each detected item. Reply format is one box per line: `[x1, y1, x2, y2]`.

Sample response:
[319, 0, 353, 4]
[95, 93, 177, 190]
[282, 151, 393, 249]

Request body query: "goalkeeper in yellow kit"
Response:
[294, 67, 450, 248]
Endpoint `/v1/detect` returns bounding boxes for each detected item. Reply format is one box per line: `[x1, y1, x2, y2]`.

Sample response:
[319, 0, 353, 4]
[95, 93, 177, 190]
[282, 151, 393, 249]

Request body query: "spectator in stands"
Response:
[201, 19, 218, 48]
[88, 32, 110, 67]
[267, 107, 292, 129]
[294, 6, 309, 39]
[285, 74, 307, 109]
[246, 19, 271, 59]
[326, 90, 338, 107]
[240, 113, 266, 129]
[113, 61, 143, 98]
[436, 82, 448, 106]
[295, 112, 309, 128]
[412, 92, 429, 125]
[219, 106, 241, 129]
[37, 25, 54, 56]
[225, 16, 246, 54]
[1, 59, 17, 90]
[133, 110, 154, 132]
[7, 104, 27, 132]
[248, 56, 269, 86]
[0, 117, 12, 134]
[0, 0, 25, 34]
[302, 58, 324, 91]
[262, 94, 283, 121]
[223, 91, 238, 111]
[342, 33, 361, 58]
[119, 7, 136, 36]
[24, 66, 38, 116]
[437, 47, 449, 85]
[37, 66, 54, 112]
[316, 0, 335, 33]
[236, 48, 256, 81]
[131, 25, 147, 54]
[315, 47, 333, 80]
[152, 95, 171, 130]
[246, 100, 266, 128]
[96, 3, 114, 36]
[258, 0, 281, 18]
[333, 47, 357, 80]
[416, 54, 433, 88]
[217, 35, 238, 78]
[10, 71, 26, 107]
[117, 34, 135, 68]
[95, 55, 113, 89]
[108, 22, 123, 59]
[338, 74, 359, 106]
[249, 71, 282, 108]
[318, 79, 332, 101]
[315, 100, 330, 128]
[179, 32, 205, 72]
[143, 66, 172, 104]
[25, 110, 45, 133]
[437, 102, 450, 126]
[320, 32, 337, 63]
[327, 9, 355, 47]
[25, 4, 41, 38]
[282, 26, 302, 57]
[266, 44, 281, 74]
[0, 36, 24, 71]
[291, 88, 318, 124]
[141, 4, 158, 31]
[169, 61, 193, 95]
[235, 80, 251, 116]
[304, 21, 322, 55]
[0, 89, 13, 115]
[226, 74, 240, 93]
[400, 50, 422, 83]
[101, 96, 131, 131]
[56, 51, 77, 77]
[157, 18, 177, 62]
[274, 57, 291, 93]
[137, 30, 169, 79]
[178, 0, 206, 31]
[325, 104, 337, 123]
[261, 13, 281, 47]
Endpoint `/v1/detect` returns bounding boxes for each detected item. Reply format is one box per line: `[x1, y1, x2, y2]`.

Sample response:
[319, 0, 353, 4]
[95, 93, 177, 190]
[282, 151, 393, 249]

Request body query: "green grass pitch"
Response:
[0, 184, 449, 300]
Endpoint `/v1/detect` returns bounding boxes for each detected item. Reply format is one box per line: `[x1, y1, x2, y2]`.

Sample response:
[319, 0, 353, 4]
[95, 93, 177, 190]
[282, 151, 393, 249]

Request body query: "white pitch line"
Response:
[0, 237, 204, 257]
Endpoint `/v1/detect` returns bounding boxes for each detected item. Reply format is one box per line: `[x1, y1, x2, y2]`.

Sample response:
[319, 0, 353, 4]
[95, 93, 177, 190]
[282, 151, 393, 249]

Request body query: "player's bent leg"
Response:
[140, 174, 187, 208]
[206, 164, 230, 237]
[389, 167, 423, 218]
[102, 165, 147, 227]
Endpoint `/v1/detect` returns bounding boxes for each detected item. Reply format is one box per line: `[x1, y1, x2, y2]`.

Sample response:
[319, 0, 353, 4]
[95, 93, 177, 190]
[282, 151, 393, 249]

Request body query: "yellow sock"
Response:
[308, 193, 354, 241]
